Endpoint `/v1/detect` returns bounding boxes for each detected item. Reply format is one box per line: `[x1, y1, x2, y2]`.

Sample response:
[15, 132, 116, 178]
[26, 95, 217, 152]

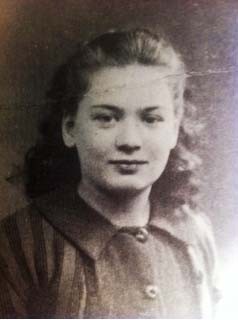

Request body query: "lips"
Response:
[108, 160, 148, 173]
[109, 160, 148, 165]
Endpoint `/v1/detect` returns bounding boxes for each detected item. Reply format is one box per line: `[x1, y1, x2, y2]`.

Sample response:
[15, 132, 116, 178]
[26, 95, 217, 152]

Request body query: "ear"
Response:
[62, 114, 76, 148]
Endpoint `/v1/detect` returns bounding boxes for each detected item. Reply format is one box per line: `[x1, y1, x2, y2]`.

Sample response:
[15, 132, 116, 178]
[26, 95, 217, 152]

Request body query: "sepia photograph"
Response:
[0, 1, 237, 318]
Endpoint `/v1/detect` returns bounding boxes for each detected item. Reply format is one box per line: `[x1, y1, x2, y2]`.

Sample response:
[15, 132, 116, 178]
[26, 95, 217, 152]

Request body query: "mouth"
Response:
[108, 160, 148, 173]
[109, 160, 148, 165]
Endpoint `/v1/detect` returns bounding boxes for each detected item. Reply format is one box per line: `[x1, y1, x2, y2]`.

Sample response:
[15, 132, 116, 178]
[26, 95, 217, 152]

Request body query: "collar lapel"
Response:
[149, 202, 197, 246]
[34, 186, 119, 260]
[34, 187, 198, 260]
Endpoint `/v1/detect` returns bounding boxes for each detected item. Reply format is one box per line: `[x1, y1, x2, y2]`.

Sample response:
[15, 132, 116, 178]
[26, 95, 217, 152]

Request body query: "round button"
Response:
[195, 270, 203, 284]
[135, 227, 148, 243]
[145, 285, 159, 299]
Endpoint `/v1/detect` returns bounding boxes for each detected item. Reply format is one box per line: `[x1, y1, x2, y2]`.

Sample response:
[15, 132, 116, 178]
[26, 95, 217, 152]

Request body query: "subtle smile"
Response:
[108, 160, 148, 173]
[108, 160, 148, 165]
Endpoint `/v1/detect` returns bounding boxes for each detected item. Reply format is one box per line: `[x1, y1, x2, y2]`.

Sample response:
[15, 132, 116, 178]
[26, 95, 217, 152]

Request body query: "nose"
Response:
[115, 119, 142, 154]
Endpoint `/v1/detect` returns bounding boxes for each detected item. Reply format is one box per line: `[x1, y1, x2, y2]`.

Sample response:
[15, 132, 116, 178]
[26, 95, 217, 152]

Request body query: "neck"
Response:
[77, 181, 151, 227]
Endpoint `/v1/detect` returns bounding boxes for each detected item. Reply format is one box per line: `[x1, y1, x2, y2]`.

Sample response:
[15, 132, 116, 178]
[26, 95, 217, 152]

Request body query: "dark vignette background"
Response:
[0, 1, 237, 313]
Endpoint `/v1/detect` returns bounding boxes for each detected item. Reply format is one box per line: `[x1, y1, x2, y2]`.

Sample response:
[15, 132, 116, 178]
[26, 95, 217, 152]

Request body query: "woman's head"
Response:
[62, 63, 181, 195]
[25, 28, 202, 209]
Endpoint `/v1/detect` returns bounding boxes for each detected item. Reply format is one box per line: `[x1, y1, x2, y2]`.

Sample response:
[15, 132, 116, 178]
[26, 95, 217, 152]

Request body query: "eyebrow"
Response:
[91, 104, 121, 112]
[142, 106, 161, 112]
[91, 105, 162, 112]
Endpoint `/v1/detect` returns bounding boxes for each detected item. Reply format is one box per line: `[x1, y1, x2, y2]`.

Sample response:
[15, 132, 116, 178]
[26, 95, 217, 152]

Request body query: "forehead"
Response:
[81, 65, 173, 108]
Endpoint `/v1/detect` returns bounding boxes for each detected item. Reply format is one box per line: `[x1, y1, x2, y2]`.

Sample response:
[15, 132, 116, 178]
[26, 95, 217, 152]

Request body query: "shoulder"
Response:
[152, 203, 218, 274]
[0, 203, 57, 287]
[174, 205, 219, 287]
[181, 206, 222, 303]
[152, 203, 216, 250]
[0, 204, 39, 249]
[0, 201, 87, 317]
[0, 186, 69, 245]
[182, 205, 217, 263]
[0, 203, 52, 250]
[175, 205, 217, 269]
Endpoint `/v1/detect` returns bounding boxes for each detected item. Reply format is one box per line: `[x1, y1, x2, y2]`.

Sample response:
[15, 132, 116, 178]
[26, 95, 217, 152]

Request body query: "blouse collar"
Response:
[34, 186, 198, 260]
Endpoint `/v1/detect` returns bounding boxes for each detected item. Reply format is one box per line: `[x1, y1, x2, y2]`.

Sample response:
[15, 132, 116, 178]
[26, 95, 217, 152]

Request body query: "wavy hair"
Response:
[25, 28, 203, 210]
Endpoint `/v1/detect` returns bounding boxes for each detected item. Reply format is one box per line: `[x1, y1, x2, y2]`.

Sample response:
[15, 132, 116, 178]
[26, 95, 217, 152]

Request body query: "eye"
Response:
[142, 115, 164, 124]
[94, 114, 115, 123]
[91, 113, 119, 128]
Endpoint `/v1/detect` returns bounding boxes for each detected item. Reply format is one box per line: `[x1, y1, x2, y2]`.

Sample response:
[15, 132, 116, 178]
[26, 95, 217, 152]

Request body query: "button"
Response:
[135, 227, 148, 243]
[195, 270, 203, 284]
[145, 285, 158, 299]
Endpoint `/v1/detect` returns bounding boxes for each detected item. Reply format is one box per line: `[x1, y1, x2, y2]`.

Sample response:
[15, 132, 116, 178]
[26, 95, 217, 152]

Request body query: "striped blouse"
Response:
[0, 186, 219, 318]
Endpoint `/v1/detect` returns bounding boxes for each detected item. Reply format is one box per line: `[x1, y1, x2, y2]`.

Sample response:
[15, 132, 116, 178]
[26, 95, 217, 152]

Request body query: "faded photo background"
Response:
[0, 0, 237, 318]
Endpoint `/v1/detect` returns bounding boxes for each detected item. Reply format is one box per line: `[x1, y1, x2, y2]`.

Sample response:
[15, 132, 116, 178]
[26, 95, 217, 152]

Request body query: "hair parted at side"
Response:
[25, 28, 203, 211]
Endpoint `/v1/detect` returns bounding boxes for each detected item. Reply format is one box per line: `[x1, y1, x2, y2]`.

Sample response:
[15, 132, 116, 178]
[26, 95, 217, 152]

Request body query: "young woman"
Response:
[0, 29, 219, 318]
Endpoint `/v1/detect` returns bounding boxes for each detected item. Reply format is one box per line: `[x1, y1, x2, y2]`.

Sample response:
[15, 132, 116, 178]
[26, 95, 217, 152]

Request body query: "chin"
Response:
[101, 177, 154, 195]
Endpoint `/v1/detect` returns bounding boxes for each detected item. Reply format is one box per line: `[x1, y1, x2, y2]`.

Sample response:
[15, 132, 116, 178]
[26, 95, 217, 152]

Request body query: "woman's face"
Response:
[63, 64, 180, 194]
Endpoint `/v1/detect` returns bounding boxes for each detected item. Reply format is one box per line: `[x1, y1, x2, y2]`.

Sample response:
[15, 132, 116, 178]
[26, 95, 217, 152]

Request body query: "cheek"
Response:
[146, 130, 174, 151]
[75, 129, 113, 161]
[146, 131, 174, 161]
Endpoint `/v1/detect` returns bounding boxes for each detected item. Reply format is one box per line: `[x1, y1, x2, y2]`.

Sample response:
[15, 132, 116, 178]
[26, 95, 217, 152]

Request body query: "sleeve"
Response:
[0, 261, 28, 318]
[0, 208, 87, 318]
[0, 205, 48, 318]
[194, 212, 222, 309]
[0, 206, 51, 318]
[0, 214, 30, 318]
[0, 219, 28, 318]
[0, 208, 54, 318]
